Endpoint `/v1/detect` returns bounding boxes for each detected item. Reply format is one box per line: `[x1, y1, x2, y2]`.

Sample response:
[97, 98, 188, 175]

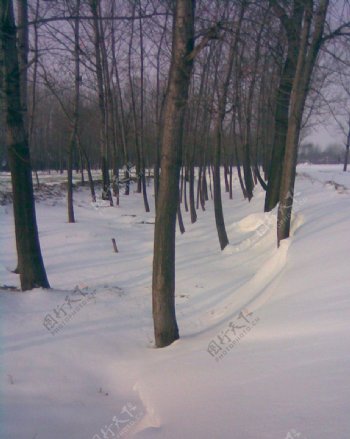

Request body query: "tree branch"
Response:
[186, 23, 221, 62]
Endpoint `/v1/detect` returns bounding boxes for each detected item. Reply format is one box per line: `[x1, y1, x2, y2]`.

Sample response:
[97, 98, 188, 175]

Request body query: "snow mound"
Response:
[235, 212, 271, 232]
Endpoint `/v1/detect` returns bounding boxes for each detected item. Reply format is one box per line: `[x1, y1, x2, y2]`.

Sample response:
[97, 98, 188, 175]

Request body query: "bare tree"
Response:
[264, 0, 304, 212]
[212, 2, 245, 250]
[138, 0, 150, 212]
[90, 0, 112, 204]
[0, 0, 50, 290]
[67, 0, 82, 223]
[344, 118, 350, 171]
[152, 0, 196, 348]
[277, 0, 329, 245]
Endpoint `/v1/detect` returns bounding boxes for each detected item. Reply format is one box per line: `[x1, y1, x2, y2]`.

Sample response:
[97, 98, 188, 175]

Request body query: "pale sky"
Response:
[303, 123, 346, 149]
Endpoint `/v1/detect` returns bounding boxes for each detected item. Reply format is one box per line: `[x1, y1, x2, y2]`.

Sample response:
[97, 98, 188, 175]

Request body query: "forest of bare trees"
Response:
[1, 0, 349, 346]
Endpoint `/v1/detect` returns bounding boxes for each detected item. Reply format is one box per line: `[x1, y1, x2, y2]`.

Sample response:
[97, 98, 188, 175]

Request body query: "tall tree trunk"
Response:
[128, 3, 142, 194]
[67, 0, 81, 224]
[78, 136, 96, 202]
[223, 164, 230, 193]
[152, 0, 195, 348]
[109, 0, 129, 197]
[138, 2, 150, 212]
[343, 118, 350, 172]
[183, 167, 188, 212]
[177, 203, 185, 234]
[213, 117, 229, 250]
[187, 49, 211, 223]
[90, 0, 111, 202]
[235, 143, 247, 199]
[265, 1, 304, 212]
[28, 0, 40, 190]
[13, 0, 29, 274]
[189, 165, 197, 222]
[241, 7, 268, 201]
[112, 55, 130, 196]
[153, 14, 168, 208]
[277, 0, 329, 245]
[98, 2, 116, 203]
[67, 141, 75, 222]
[17, 0, 28, 135]
[1, 0, 50, 290]
[213, 4, 245, 250]
[196, 165, 202, 209]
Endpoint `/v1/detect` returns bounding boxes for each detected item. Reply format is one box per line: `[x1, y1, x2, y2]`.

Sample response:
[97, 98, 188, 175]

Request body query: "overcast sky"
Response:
[303, 121, 347, 149]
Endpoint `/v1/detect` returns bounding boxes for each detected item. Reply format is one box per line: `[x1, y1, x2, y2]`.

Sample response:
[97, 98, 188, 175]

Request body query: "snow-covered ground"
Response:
[1, 165, 349, 439]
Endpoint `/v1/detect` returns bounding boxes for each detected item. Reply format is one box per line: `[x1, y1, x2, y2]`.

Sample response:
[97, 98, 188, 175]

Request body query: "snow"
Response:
[1, 165, 350, 439]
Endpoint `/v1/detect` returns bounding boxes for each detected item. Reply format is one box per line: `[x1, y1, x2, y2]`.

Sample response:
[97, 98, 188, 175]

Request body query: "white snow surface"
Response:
[1, 165, 350, 439]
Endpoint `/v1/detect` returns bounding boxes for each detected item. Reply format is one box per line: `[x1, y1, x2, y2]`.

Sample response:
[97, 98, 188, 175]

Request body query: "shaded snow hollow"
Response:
[1, 164, 350, 439]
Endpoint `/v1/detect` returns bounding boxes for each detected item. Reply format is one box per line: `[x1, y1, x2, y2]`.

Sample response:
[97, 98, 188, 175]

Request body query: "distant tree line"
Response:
[298, 142, 345, 164]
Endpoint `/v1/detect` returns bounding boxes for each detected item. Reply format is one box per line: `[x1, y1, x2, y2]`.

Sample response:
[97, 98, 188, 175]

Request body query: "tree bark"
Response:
[17, 0, 28, 135]
[212, 3, 245, 250]
[152, 0, 195, 348]
[90, 0, 111, 203]
[265, 1, 304, 212]
[128, 3, 142, 194]
[343, 118, 350, 172]
[153, 14, 169, 209]
[138, 2, 150, 212]
[67, 0, 81, 224]
[277, 0, 329, 245]
[1, 0, 50, 290]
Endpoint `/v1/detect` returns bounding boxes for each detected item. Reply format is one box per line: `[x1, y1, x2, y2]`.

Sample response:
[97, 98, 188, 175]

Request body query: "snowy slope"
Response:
[1, 165, 350, 439]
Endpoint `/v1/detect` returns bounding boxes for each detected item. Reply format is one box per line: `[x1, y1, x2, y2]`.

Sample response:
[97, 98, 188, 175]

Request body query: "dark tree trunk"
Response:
[213, 2, 245, 249]
[17, 0, 28, 134]
[224, 164, 229, 193]
[277, 0, 329, 245]
[235, 144, 248, 199]
[67, 142, 75, 223]
[78, 137, 96, 202]
[241, 7, 268, 201]
[189, 165, 197, 223]
[67, 0, 81, 224]
[202, 166, 208, 201]
[153, 16, 168, 209]
[229, 163, 233, 199]
[128, 3, 142, 194]
[79, 148, 85, 185]
[13, 0, 29, 274]
[1, 0, 50, 290]
[254, 165, 268, 191]
[184, 168, 189, 212]
[208, 165, 213, 200]
[343, 118, 350, 172]
[152, 0, 195, 348]
[242, 145, 254, 200]
[90, 0, 111, 203]
[177, 203, 185, 234]
[138, 3, 150, 212]
[196, 165, 202, 209]
[265, 1, 303, 212]
[110, 1, 129, 199]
